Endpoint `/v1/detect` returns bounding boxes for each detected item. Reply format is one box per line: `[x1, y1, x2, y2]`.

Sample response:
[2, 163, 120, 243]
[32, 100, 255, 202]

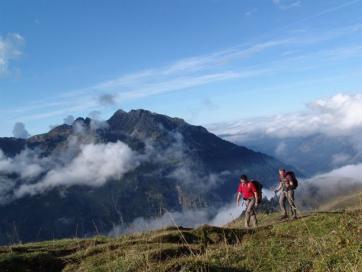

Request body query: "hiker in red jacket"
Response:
[275, 169, 298, 219]
[236, 175, 259, 228]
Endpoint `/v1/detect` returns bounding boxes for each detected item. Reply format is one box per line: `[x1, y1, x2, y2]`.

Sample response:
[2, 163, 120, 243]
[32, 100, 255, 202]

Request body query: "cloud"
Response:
[272, 0, 302, 10]
[98, 94, 118, 106]
[296, 163, 362, 209]
[14, 141, 140, 198]
[12, 122, 30, 138]
[87, 110, 101, 119]
[209, 93, 362, 140]
[110, 209, 211, 235]
[0, 33, 24, 76]
[0, 149, 45, 180]
[317, 163, 362, 179]
[63, 115, 75, 125]
[110, 187, 275, 236]
[309, 0, 360, 19]
[87, 111, 110, 130]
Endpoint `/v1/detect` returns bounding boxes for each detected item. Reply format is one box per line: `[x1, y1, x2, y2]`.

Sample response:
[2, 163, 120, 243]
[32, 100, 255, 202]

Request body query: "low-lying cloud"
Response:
[14, 141, 140, 198]
[209, 93, 362, 140]
[296, 163, 362, 210]
[109, 188, 276, 236]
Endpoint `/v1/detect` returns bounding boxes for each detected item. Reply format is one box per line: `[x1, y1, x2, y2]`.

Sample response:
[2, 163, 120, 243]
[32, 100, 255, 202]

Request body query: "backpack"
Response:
[249, 180, 263, 204]
[286, 171, 298, 189]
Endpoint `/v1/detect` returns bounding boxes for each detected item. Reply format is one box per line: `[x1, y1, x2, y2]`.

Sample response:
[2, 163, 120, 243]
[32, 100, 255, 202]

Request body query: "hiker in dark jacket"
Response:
[275, 169, 297, 219]
[236, 175, 259, 228]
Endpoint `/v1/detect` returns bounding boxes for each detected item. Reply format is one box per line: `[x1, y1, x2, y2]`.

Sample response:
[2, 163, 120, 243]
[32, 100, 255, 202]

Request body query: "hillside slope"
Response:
[0, 208, 360, 272]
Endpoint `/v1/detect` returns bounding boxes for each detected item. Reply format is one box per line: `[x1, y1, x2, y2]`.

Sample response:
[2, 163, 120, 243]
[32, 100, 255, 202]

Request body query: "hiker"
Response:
[275, 169, 298, 219]
[236, 175, 259, 228]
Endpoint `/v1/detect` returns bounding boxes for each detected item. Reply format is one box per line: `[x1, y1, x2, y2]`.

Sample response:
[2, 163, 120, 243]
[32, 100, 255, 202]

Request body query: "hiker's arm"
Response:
[286, 175, 293, 188]
[236, 192, 242, 206]
[254, 192, 259, 206]
[275, 181, 282, 192]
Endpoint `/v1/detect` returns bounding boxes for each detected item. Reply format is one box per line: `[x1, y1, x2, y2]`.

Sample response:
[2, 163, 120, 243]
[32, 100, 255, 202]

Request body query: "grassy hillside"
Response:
[0, 206, 361, 272]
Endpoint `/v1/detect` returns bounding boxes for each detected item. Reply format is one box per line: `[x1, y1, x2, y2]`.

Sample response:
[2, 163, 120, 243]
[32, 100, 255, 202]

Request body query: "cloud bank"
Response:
[209, 93, 362, 140]
[296, 163, 362, 210]
[14, 141, 139, 198]
[110, 188, 276, 236]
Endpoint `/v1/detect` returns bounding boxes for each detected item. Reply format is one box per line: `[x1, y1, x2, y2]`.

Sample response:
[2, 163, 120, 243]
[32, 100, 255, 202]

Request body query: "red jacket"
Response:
[237, 181, 257, 199]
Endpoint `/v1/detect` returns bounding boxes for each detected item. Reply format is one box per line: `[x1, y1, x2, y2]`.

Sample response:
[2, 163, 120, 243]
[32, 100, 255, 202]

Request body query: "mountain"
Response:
[0, 109, 290, 244]
[220, 133, 361, 176]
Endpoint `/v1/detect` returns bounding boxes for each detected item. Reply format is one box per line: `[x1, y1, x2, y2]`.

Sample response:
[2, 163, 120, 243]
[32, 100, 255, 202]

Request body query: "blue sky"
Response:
[0, 0, 362, 137]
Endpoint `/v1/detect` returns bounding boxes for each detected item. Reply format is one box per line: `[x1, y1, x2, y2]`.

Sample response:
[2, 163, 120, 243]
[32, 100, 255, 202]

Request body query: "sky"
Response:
[1, 0, 362, 137]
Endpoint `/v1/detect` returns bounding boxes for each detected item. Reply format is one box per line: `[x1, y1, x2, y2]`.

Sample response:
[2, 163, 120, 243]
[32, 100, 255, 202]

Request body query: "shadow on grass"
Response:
[0, 252, 65, 272]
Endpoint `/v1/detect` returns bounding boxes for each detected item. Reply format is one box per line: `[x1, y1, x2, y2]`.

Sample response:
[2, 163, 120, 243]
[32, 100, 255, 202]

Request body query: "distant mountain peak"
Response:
[107, 109, 186, 133]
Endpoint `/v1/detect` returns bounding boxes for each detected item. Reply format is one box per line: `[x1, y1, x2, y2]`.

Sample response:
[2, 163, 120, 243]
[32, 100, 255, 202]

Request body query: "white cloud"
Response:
[209, 93, 362, 139]
[13, 141, 140, 198]
[0, 149, 47, 180]
[317, 163, 362, 180]
[0, 33, 24, 76]
[110, 187, 276, 235]
[272, 0, 301, 10]
[296, 163, 362, 209]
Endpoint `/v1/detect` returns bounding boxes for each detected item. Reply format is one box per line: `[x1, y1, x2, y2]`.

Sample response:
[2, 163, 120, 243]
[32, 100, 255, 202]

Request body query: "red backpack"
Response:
[286, 171, 298, 189]
[249, 180, 263, 204]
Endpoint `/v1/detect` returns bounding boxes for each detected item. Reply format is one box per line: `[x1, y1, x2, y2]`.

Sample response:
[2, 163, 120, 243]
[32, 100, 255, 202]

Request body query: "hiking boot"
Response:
[292, 215, 298, 220]
[279, 215, 288, 220]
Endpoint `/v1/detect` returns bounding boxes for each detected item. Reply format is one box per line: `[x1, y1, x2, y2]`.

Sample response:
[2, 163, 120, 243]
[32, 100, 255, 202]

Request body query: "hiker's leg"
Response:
[249, 198, 257, 227]
[279, 192, 287, 216]
[251, 207, 257, 227]
[287, 190, 297, 217]
[245, 199, 253, 228]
